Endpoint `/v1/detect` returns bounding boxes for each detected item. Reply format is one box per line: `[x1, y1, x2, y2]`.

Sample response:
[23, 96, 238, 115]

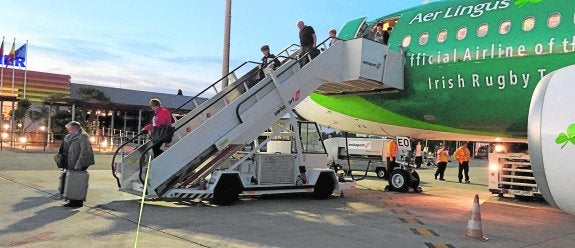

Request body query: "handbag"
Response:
[151, 125, 175, 143]
[53, 142, 67, 169]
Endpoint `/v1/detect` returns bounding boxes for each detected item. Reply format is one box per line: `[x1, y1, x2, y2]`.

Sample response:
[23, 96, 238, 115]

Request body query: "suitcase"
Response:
[63, 170, 89, 201]
[58, 170, 66, 195]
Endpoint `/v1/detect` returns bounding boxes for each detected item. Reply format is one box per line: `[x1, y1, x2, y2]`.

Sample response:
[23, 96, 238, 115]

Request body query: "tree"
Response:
[10, 99, 32, 133]
[77, 87, 110, 102]
[76, 87, 110, 134]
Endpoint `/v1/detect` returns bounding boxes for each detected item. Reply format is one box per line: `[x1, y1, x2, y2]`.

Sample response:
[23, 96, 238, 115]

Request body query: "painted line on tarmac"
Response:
[410, 227, 440, 237]
[424, 242, 455, 248]
[390, 208, 412, 215]
[399, 217, 424, 225]
[384, 194, 454, 247]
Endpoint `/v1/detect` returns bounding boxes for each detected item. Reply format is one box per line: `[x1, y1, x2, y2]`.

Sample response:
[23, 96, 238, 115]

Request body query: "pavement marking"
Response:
[410, 227, 439, 237]
[424, 242, 455, 248]
[390, 208, 412, 215]
[399, 217, 424, 225]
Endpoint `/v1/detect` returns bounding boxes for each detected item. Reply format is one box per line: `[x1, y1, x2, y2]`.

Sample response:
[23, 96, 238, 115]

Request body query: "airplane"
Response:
[294, 0, 575, 216]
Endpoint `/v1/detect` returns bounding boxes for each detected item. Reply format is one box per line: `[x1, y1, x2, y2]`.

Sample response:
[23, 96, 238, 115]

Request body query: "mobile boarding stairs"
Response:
[111, 38, 404, 204]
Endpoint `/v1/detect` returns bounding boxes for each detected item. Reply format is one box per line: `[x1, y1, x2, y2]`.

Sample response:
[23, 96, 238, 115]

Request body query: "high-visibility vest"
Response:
[415, 144, 422, 156]
[454, 147, 471, 163]
[437, 149, 449, 162]
[386, 140, 398, 157]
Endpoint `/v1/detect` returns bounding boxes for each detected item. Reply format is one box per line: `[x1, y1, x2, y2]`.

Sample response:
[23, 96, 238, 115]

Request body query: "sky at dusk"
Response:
[1, 0, 435, 96]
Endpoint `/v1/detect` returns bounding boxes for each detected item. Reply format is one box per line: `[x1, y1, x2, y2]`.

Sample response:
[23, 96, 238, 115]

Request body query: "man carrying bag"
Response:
[55, 121, 95, 208]
[142, 98, 174, 158]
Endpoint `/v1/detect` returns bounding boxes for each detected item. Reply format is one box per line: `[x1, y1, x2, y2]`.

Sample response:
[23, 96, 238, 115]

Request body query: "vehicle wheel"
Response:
[213, 175, 242, 206]
[388, 169, 411, 192]
[514, 195, 533, 202]
[376, 168, 386, 179]
[410, 171, 420, 189]
[313, 172, 335, 199]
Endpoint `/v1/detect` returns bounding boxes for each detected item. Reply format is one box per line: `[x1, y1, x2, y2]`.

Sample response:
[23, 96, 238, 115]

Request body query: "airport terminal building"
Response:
[0, 68, 197, 150]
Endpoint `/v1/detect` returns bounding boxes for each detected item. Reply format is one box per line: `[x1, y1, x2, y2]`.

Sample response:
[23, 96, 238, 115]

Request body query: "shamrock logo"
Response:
[555, 123, 575, 149]
[515, 0, 543, 8]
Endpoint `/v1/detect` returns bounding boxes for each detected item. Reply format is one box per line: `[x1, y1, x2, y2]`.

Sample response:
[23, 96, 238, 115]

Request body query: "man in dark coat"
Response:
[62, 121, 95, 207]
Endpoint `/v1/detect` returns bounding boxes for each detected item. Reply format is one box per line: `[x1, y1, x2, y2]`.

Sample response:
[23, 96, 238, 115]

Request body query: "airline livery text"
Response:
[409, 0, 511, 24]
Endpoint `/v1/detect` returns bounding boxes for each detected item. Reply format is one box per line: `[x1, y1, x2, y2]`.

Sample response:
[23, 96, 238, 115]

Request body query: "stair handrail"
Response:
[110, 44, 302, 189]
[110, 60, 260, 184]
[110, 132, 147, 187]
[136, 62, 264, 184]
[112, 43, 300, 161]
[236, 37, 332, 124]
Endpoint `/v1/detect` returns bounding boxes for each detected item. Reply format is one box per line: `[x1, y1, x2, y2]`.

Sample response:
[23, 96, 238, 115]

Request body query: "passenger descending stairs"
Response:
[114, 38, 402, 197]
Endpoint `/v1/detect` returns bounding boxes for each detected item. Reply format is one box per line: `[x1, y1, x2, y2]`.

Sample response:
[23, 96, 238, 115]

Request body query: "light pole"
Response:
[221, 0, 232, 88]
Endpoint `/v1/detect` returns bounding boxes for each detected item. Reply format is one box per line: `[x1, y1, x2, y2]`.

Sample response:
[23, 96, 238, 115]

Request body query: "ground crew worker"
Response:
[386, 137, 398, 180]
[415, 141, 423, 168]
[453, 142, 471, 183]
[434, 145, 449, 181]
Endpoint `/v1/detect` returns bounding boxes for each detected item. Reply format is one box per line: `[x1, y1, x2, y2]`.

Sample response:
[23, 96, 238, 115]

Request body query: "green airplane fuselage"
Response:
[311, 0, 575, 139]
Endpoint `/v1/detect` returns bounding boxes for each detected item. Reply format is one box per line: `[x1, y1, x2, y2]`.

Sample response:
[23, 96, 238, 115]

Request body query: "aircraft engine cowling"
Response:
[528, 64, 575, 216]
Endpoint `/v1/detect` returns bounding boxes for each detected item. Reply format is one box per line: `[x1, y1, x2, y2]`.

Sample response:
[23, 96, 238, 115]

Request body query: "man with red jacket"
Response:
[143, 98, 172, 158]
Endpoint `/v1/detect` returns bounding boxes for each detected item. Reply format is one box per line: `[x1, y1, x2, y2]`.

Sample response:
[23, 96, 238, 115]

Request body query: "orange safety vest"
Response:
[454, 147, 471, 163]
[386, 140, 398, 157]
[437, 149, 449, 162]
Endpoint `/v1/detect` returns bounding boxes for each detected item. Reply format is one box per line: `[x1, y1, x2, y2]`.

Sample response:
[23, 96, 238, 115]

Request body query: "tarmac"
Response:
[1, 150, 575, 248]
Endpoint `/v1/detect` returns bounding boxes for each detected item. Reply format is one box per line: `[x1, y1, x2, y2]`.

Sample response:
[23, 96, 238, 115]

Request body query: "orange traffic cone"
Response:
[465, 194, 489, 241]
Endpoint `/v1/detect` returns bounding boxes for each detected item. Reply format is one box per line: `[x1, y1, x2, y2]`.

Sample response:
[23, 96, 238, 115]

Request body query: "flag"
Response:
[0, 38, 4, 66]
[15, 44, 26, 60]
[0, 38, 4, 60]
[6, 41, 15, 67]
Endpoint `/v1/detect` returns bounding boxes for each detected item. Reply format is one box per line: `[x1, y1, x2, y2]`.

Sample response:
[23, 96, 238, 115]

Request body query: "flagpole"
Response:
[23, 40, 28, 99]
[10, 38, 15, 98]
[0, 36, 4, 147]
[10, 38, 15, 148]
[0, 36, 4, 99]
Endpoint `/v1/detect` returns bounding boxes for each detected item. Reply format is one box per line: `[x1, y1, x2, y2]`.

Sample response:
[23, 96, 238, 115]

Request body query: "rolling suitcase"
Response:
[58, 170, 66, 195]
[63, 170, 89, 201]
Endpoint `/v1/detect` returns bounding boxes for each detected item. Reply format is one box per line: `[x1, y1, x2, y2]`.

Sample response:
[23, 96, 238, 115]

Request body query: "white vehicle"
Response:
[324, 136, 420, 192]
[324, 137, 389, 178]
[488, 143, 543, 202]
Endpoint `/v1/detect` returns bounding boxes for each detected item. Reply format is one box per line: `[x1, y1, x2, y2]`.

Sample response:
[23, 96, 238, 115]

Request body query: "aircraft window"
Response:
[419, 32, 429, 45]
[547, 12, 561, 28]
[437, 29, 447, 43]
[499, 20, 511, 34]
[523, 17, 535, 31]
[477, 24, 488, 37]
[402, 35, 411, 47]
[456, 27, 467, 40]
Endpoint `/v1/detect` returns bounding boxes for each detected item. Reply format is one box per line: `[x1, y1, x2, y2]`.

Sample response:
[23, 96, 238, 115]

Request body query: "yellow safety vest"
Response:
[437, 149, 449, 162]
[454, 147, 471, 163]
